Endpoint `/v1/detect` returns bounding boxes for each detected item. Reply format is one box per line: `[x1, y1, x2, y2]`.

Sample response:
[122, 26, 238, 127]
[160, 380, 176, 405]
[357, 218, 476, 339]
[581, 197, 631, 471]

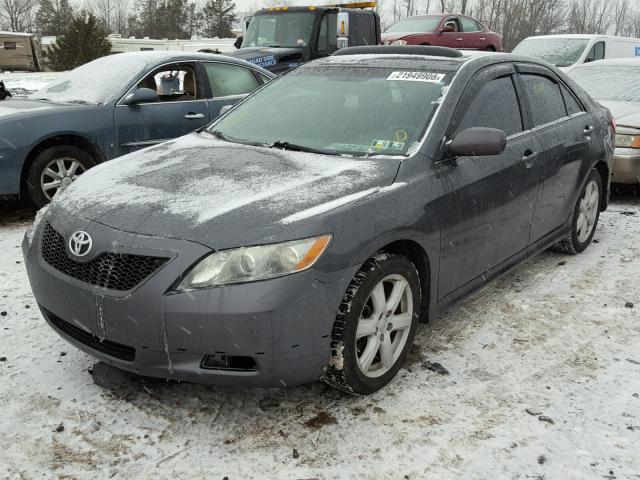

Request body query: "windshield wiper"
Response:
[208, 129, 267, 147]
[270, 140, 332, 155]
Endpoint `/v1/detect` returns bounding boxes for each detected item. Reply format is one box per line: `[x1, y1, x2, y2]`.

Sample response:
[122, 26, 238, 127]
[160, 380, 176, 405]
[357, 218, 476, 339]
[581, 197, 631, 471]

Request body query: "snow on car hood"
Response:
[598, 100, 640, 128]
[52, 133, 400, 249]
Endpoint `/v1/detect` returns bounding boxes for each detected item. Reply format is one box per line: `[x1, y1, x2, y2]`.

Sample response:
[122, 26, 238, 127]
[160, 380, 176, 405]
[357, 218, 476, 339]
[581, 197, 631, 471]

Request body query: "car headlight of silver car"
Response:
[615, 133, 640, 148]
[389, 39, 408, 46]
[176, 234, 332, 291]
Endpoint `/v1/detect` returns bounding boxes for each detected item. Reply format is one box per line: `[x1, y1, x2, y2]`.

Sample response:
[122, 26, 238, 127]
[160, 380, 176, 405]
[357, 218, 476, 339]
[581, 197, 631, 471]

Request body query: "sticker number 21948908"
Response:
[387, 71, 445, 83]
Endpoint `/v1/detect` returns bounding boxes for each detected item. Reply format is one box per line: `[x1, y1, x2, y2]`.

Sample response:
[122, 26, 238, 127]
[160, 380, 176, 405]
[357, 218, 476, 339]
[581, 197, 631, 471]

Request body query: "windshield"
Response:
[386, 16, 441, 33]
[209, 65, 452, 156]
[242, 12, 316, 48]
[569, 65, 640, 102]
[512, 37, 589, 67]
[28, 54, 147, 105]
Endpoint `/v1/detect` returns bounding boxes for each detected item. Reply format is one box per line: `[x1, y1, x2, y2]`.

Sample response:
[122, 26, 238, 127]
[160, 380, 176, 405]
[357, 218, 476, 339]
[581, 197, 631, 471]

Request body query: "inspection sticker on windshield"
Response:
[387, 71, 445, 83]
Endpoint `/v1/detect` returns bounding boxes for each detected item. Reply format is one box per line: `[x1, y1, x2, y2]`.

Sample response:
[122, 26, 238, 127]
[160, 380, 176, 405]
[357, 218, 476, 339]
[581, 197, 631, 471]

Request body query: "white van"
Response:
[512, 34, 640, 71]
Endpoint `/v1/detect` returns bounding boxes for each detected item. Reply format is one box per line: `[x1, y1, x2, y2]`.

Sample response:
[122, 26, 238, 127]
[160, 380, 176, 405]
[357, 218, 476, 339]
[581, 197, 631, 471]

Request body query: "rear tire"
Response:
[324, 253, 421, 395]
[26, 145, 96, 208]
[553, 168, 602, 254]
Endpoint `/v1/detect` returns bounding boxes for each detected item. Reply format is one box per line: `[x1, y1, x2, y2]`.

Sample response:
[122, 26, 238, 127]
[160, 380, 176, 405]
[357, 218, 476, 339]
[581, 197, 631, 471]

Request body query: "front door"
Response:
[438, 16, 464, 48]
[436, 65, 541, 299]
[114, 62, 210, 156]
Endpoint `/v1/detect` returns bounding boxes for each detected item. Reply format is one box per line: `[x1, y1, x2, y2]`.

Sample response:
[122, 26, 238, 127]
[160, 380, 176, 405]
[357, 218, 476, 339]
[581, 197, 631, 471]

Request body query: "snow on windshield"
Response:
[570, 65, 640, 102]
[512, 38, 589, 67]
[28, 54, 150, 105]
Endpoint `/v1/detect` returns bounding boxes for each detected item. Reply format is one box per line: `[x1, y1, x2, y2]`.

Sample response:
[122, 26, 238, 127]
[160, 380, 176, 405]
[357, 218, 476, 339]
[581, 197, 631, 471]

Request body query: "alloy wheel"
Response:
[355, 274, 414, 378]
[40, 158, 86, 201]
[576, 179, 599, 243]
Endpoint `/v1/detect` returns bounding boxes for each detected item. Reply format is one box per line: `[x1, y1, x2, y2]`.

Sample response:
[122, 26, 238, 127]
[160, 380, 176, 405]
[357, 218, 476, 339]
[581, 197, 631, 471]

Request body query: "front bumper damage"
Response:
[22, 209, 354, 387]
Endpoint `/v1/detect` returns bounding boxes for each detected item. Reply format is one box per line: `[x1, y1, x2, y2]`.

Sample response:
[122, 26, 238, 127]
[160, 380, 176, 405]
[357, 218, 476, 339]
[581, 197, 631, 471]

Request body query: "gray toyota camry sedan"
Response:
[23, 46, 614, 394]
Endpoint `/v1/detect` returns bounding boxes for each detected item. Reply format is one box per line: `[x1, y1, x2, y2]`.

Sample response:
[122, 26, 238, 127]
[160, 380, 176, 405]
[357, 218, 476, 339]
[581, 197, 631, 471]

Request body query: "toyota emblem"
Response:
[69, 231, 93, 257]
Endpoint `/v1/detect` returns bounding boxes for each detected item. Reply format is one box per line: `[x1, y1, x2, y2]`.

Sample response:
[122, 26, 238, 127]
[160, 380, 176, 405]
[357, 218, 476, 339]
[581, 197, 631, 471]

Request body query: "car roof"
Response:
[521, 34, 640, 41]
[108, 50, 273, 73]
[571, 57, 640, 67]
[319, 49, 535, 73]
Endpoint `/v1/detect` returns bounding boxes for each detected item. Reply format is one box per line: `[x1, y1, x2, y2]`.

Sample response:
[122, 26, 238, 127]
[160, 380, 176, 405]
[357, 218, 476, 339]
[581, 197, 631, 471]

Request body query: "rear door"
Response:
[459, 16, 483, 49]
[114, 61, 209, 156]
[436, 64, 542, 299]
[200, 61, 266, 120]
[516, 64, 595, 241]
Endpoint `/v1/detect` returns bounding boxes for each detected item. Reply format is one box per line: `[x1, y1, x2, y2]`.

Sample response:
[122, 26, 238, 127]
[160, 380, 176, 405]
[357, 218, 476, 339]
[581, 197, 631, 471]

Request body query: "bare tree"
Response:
[566, 0, 611, 34]
[0, 0, 37, 31]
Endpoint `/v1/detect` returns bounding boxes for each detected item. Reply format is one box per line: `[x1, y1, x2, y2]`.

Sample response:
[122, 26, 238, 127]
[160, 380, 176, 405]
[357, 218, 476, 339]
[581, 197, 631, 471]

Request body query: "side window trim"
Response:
[116, 61, 201, 106]
[439, 64, 525, 162]
[514, 63, 574, 129]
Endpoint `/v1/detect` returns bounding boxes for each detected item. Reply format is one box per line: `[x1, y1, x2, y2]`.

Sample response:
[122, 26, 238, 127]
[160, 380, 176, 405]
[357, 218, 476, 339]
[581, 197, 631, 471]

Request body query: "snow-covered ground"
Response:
[0, 71, 63, 97]
[0, 195, 638, 479]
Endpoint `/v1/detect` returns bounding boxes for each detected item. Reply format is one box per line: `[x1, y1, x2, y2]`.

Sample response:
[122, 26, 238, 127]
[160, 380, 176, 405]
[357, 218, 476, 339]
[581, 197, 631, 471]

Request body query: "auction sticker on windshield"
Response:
[387, 71, 445, 82]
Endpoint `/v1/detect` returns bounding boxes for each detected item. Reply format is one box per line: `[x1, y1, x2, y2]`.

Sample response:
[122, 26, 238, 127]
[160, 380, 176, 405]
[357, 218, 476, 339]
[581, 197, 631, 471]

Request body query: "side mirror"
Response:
[448, 127, 507, 157]
[122, 87, 159, 105]
[219, 104, 233, 116]
[234, 36, 243, 49]
[439, 24, 455, 33]
[337, 12, 349, 49]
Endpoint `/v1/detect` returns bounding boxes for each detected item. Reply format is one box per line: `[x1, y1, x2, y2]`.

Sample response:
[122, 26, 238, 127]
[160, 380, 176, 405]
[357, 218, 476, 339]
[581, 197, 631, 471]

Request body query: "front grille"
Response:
[44, 309, 136, 361]
[41, 222, 169, 291]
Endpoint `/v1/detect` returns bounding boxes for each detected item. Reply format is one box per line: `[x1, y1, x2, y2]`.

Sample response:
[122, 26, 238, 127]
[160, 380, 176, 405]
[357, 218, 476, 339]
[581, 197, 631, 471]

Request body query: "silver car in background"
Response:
[569, 58, 640, 184]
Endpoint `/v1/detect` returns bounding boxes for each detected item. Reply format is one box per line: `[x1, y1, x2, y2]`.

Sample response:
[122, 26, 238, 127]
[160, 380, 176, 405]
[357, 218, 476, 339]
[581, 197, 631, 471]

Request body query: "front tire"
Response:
[26, 145, 95, 208]
[553, 168, 602, 254]
[325, 253, 421, 395]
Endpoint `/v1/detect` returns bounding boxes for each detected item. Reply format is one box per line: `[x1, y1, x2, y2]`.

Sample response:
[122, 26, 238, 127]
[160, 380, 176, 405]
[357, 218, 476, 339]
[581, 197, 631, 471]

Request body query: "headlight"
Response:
[176, 234, 332, 291]
[615, 133, 640, 148]
[389, 39, 408, 46]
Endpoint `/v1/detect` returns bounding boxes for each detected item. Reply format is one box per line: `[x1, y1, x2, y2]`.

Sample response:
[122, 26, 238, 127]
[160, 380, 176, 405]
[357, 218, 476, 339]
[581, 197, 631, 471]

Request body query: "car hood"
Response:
[51, 133, 401, 249]
[598, 100, 640, 128]
[381, 32, 426, 43]
[226, 47, 303, 72]
[0, 98, 58, 120]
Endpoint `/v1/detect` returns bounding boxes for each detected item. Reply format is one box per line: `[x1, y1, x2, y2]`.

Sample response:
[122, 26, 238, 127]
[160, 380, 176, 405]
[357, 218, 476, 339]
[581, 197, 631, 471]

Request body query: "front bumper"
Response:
[23, 211, 355, 387]
[612, 148, 640, 184]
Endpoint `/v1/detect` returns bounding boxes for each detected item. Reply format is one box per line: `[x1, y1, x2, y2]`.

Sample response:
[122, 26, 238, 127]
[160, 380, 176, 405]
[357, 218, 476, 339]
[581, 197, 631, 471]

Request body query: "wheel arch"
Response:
[20, 134, 106, 195]
[375, 239, 432, 324]
[593, 160, 610, 211]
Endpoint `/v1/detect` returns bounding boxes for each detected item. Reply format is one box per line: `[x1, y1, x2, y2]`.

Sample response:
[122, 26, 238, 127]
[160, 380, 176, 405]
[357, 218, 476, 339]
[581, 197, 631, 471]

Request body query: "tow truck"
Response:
[227, 2, 381, 74]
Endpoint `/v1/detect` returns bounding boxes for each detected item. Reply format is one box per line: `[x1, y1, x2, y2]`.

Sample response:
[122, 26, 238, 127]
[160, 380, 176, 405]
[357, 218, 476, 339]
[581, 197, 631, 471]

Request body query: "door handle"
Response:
[456, 38, 463, 41]
[479, 37, 486, 40]
[184, 113, 205, 119]
[584, 125, 594, 136]
[522, 150, 537, 168]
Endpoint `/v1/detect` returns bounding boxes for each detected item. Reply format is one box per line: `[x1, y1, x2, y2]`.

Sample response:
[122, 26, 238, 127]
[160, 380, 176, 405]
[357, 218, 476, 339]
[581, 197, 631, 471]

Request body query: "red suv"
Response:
[382, 14, 503, 51]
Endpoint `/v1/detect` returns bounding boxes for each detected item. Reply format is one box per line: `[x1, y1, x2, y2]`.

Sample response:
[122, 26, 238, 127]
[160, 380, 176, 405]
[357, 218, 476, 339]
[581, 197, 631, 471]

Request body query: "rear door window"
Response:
[560, 84, 584, 115]
[457, 76, 523, 137]
[203, 62, 260, 98]
[460, 17, 481, 32]
[520, 74, 566, 126]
